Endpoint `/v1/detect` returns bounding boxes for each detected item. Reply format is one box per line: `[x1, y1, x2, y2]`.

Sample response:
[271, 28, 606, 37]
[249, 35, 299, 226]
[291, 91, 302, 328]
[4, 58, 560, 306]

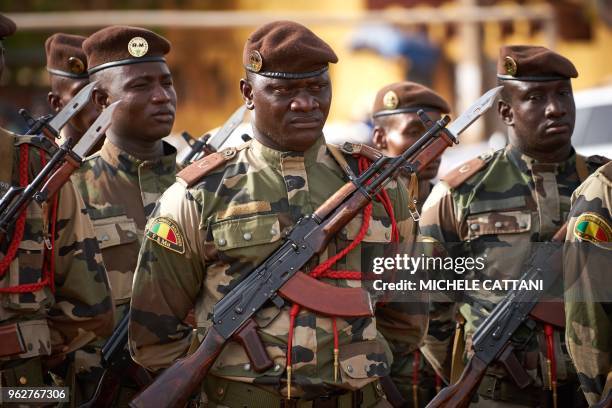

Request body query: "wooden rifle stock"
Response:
[130, 325, 225, 408]
[426, 355, 488, 408]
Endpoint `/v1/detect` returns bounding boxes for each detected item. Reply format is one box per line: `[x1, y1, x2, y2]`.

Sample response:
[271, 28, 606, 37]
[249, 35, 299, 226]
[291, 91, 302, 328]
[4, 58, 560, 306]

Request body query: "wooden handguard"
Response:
[233, 319, 274, 372]
[278, 271, 373, 317]
[39, 157, 80, 199]
[413, 132, 454, 173]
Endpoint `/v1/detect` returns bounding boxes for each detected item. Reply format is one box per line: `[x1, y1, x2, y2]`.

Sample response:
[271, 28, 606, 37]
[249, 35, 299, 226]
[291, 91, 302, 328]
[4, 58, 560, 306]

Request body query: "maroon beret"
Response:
[497, 45, 578, 81]
[0, 14, 16, 39]
[45, 33, 88, 79]
[243, 20, 338, 79]
[372, 81, 450, 118]
[83, 25, 170, 75]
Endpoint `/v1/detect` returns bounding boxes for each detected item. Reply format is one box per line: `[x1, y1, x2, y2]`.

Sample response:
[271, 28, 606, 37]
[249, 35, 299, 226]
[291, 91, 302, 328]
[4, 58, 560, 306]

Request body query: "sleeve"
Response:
[417, 181, 460, 382]
[564, 174, 612, 406]
[129, 182, 206, 372]
[48, 180, 114, 350]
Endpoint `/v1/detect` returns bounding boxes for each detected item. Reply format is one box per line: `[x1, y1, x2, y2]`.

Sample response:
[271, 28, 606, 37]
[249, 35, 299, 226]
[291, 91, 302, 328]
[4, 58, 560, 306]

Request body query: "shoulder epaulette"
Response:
[587, 154, 610, 168]
[442, 151, 494, 189]
[177, 147, 237, 187]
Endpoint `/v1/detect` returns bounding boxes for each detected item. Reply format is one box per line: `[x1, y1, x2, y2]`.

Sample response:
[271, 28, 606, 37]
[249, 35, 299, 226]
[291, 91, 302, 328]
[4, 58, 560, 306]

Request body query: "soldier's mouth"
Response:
[544, 124, 570, 135]
[289, 116, 322, 129]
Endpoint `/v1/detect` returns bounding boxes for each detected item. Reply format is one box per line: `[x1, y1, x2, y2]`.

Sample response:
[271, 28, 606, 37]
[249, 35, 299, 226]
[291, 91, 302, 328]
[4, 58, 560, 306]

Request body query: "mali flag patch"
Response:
[574, 212, 612, 245]
[146, 217, 185, 254]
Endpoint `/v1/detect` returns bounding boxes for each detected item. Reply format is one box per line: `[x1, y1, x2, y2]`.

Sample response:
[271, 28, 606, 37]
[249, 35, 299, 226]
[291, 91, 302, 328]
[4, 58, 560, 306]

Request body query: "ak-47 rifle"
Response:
[180, 105, 247, 166]
[0, 97, 119, 241]
[426, 224, 569, 408]
[130, 86, 503, 408]
[79, 311, 153, 408]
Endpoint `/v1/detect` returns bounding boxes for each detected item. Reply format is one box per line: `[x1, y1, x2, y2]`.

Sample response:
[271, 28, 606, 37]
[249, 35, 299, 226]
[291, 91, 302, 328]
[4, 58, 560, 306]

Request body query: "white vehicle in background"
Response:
[572, 85, 612, 158]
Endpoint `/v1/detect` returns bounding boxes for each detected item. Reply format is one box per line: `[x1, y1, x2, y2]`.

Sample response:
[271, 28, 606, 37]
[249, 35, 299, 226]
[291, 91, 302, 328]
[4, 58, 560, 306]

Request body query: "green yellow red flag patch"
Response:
[146, 217, 185, 254]
[574, 212, 611, 245]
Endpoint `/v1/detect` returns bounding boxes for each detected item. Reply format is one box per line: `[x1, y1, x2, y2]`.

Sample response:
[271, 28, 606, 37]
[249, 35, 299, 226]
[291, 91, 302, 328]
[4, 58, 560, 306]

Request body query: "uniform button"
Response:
[376, 383, 382, 391]
[217, 387, 225, 396]
[470, 224, 479, 231]
[101, 235, 110, 242]
[342, 228, 348, 235]
[384, 232, 390, 239]
[346, 365, 353, 373]
[243, 363, 251, 371]
[126, 231, 135, 238]
[366, 229, 372, 236]
[494, 222, 503, 228]
[243, 232, 252, 241]
[270, 228, 277, 236]
[274, 364, 281, 372]
[218, 238, 227, 247]
[19, 376, 27, 385]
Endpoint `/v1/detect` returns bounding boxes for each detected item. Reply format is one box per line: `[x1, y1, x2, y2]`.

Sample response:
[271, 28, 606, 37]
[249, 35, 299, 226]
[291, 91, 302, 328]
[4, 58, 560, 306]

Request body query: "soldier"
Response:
[370, 81, 450, 406]
[130, 20, 426, 407]
[564, 160, 611, 405]
[45, 33, 99, 148]
[419, 45, 608, 407]
[70, 26, 179, 401]
[0, 13, 113, 391]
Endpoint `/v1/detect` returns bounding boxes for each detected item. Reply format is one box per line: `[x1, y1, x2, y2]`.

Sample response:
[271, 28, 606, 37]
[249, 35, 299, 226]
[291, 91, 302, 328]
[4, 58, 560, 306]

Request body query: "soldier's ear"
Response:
[91, 86, 110, 112]
[47, 92, 62, 112]
[498, 99, 514, 126]
[372, 126, 387, 150]
[240, 78, 254, 110]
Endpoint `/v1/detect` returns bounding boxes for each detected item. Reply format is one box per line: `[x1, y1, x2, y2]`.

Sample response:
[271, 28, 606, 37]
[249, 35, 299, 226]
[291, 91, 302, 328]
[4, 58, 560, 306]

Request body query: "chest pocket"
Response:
[91, 213, 139, 302]
[210, 213, 282, 259]
[466, 210, 532, 240]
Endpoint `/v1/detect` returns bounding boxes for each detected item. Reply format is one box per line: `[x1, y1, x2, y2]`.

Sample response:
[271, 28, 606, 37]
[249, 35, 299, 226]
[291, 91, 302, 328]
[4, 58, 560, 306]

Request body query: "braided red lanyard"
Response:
[0, 145, 58, 293]
[285, 156, 399, 394]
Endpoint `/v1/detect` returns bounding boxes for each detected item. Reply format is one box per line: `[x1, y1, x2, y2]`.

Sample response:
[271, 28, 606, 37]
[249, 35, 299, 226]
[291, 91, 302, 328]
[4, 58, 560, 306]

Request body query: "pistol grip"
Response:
[234, 319, 274, 373]
[499, 345, 531, 389]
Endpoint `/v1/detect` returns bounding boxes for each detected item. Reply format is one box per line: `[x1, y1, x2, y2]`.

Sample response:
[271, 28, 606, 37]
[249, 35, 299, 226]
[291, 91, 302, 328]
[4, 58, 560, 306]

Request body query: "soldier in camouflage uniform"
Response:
[0, 14, 113, 392]
[419, 45, 608, 407]
[564, 161, 612, 405]
[130, 20, 427, 407]
[45, 33, 99, 149]
[370, 81, 450, 407]
[70, 26, 178, 401]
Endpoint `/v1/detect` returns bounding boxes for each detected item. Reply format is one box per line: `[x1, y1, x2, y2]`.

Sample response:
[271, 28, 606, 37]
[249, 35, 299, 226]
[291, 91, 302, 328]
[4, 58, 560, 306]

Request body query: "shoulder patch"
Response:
[574, 212, 612, 247]
[145, 217, 185, 254]
[442, 154, 491, 189]
[177, 147, 236, 187]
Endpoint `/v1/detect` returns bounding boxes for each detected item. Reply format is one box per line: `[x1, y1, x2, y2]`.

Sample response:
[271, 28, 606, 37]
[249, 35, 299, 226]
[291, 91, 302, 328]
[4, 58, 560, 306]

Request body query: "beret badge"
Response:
[383, 90, 399, 110]
[504, 56, 518, 76]
[247, 50, 263, 72]
[128, 36, 149, 58]
[68, 57, 85, 75]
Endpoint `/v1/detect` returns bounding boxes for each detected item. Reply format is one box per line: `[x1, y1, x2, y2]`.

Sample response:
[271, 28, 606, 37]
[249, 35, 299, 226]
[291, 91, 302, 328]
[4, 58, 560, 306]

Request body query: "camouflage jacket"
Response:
[0, 127, 113, 363]
[71, 140, 177, 305]
[564, 161, 612, 405]
[129, 137, 426, 399]
[418, 144, 605, 389]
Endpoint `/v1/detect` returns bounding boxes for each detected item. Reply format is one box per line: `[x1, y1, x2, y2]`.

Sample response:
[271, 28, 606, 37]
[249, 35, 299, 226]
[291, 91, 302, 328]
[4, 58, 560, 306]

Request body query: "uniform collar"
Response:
[506, 144, 577, 175]
[250, 136, 327, 171]
[100, 139, 177, 176]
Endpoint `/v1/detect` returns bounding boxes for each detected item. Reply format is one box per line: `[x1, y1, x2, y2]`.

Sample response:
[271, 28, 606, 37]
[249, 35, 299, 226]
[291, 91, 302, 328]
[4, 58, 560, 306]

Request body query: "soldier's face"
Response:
[49, 76, 98, 136]
[375, 111, 442, 180]
[96, 62, 177, 142]
[501, 80, 575, 159]
[242, 71, 331, 152]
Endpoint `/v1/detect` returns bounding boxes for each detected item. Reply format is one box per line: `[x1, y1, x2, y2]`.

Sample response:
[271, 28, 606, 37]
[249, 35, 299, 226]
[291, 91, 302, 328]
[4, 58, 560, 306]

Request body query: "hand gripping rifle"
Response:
[0, 99, 119, 242]
[426, 224, 569, 408]
[130, 87, 503, 408]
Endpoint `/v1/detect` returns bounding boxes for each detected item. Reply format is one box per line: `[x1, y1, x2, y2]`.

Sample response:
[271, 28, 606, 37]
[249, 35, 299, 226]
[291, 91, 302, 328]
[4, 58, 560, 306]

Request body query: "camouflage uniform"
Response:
[564, 161, 612, 405]
[419, 145, 604, 406]
[70, 139, 177, 396]
[0, 127, 113, 387]
[130, 137, 427, 406]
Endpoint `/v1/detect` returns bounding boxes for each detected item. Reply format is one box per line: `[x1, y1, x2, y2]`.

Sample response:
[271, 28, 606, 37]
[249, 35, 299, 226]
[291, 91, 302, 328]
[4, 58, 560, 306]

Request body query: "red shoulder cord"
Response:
[286, 156, 399, 394]
[412, 350, 420, 408]
[0, 145, 58, 293]
[544, 324, 557, 407]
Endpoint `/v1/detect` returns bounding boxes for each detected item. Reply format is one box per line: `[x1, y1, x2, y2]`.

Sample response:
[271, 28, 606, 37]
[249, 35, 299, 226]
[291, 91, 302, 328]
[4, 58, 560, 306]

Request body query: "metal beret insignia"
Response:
[383, 90, 399, 110]
[128, 36, 149, 58]
[248, 50, 263, 72]
[574, 212, 612, 247]
[68, 57, 85, 75]
[504, 56, 518, 76]
[146, 217, 185, 254]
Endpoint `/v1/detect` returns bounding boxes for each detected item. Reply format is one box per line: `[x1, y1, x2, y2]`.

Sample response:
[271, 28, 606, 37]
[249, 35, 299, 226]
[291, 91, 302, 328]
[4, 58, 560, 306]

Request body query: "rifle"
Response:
[130, 86, 503, 408]
[79, 311, 153, 408]
[425, 224, 569, 408]
[0, 100, 119, 241]
[180, 105, 247, 166]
